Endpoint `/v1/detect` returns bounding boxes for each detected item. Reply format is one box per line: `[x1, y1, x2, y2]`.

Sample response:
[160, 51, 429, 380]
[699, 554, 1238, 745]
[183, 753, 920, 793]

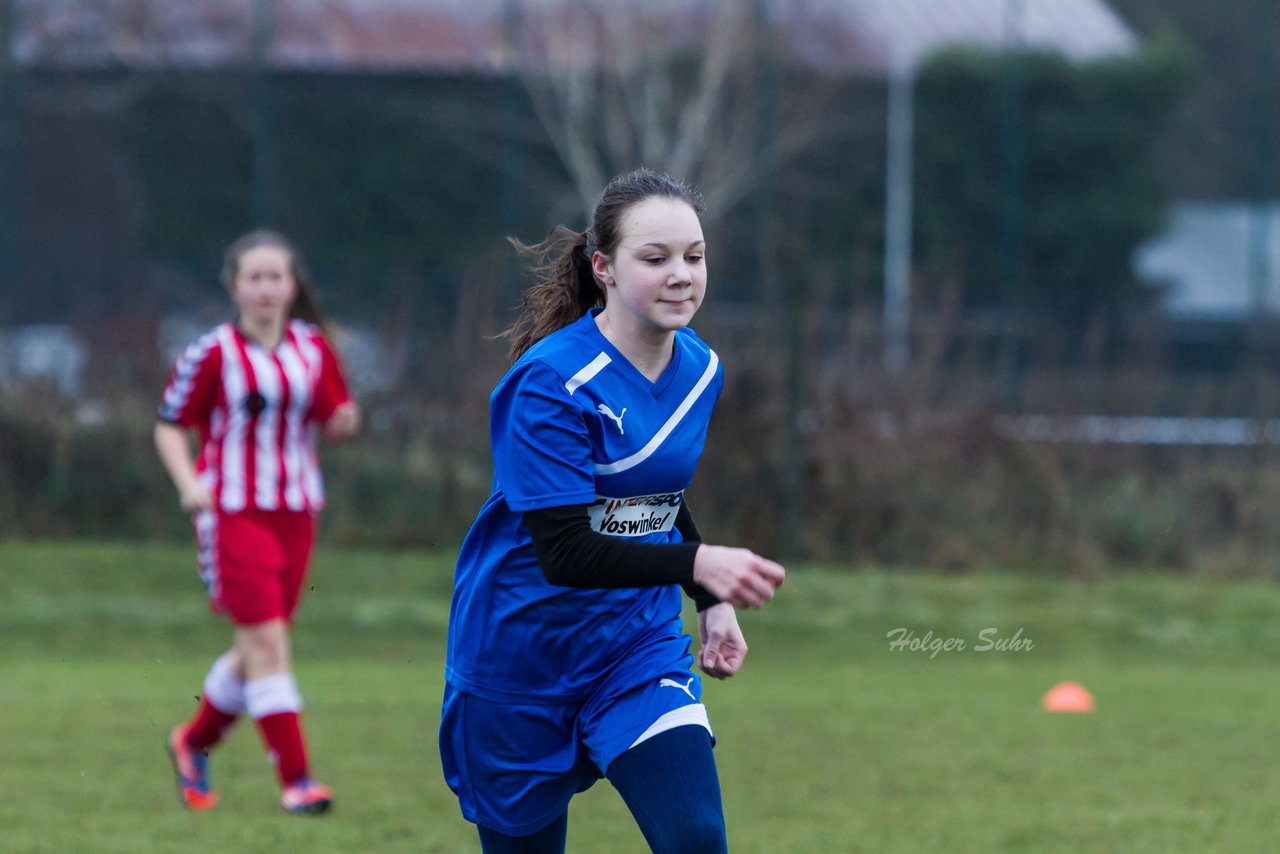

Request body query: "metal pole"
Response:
[500, 0, 526, 302]
[1246, 3, 1276, 454]
[750, 0, 801, 559]
[882, 65, 915, 374]
[0, 0, 18, 310]
[502, 0, 523, 228]
[250, 0, 275, 227]
[997, 0, 1025, 408]
[1247, 5, 1275, 322]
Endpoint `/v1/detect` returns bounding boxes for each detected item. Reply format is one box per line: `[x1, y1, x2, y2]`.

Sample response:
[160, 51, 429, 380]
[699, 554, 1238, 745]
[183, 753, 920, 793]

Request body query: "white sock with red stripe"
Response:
[245, 672, 310, 787]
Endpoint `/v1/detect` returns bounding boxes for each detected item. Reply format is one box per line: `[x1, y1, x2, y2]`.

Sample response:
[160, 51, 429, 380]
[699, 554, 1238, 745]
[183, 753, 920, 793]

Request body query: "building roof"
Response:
[829, 0, 1137, 72]
[12, 0, 1137, 74]
[14, 0, 510, 71]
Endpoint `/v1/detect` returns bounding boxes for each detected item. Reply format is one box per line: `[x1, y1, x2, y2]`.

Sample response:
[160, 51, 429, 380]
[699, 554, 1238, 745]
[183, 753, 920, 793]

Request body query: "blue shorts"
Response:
[439, 638, 713, 836]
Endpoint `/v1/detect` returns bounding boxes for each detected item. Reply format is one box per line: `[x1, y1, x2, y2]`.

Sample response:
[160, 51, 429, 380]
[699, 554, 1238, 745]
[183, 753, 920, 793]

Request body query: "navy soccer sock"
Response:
[477, 811, 568, 854]
[606, 725, 728, 854]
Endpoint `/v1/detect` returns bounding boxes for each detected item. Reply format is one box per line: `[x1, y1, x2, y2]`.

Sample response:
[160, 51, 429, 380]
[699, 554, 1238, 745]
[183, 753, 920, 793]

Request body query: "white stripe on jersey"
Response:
[302, 422, 323, 508]
[246, 343, 282, 510]
[200, 409, 221, 497]
[290, 324, 325, 509]
[276, 339, 310, 510]
[594, 350, 719, 475]
[565, 352, 612, 396]
[218, 325, 250, 511]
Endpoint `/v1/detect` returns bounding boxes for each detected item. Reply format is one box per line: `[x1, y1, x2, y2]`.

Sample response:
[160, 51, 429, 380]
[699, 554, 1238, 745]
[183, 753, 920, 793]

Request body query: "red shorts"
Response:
[195, 508, 316, 626]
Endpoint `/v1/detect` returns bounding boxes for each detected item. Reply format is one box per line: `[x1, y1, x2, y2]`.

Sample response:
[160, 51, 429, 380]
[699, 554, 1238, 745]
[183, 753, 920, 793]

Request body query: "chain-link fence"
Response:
[1, 0, 1278, 570]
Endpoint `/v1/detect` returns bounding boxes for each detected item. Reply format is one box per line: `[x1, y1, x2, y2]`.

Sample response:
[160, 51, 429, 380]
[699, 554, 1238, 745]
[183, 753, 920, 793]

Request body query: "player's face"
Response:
[596, 197, 706, 336]
[231, 245, 297, 328]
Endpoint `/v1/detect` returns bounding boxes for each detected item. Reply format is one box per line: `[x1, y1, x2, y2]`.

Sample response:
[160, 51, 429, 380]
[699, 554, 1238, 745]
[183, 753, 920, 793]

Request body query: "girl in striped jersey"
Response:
[156, 230, 360, 816]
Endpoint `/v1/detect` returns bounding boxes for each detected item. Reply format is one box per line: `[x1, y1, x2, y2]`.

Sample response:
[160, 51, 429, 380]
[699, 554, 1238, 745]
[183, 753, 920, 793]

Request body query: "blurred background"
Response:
[1, 0, 1278, 575]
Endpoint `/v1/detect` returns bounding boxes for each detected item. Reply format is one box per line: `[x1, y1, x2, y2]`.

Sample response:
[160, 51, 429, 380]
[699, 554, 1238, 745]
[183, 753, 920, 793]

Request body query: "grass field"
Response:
[4, 540, 1280, 852]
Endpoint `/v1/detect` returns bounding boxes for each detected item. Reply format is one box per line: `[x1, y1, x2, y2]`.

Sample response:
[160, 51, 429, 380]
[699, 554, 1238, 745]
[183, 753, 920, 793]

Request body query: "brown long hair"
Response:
[221, 229, 332, 339]
[501, 168, 705, 362]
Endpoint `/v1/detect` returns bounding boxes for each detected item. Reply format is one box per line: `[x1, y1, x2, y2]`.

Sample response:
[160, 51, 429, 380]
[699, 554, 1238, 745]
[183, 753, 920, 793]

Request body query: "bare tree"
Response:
[510, 0, 880, 562]
[510, 0, 839, 222]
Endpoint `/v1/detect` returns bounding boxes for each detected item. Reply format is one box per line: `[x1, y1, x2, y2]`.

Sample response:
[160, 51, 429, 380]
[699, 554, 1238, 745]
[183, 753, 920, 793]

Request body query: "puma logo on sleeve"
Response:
[597, 404, 627, 434]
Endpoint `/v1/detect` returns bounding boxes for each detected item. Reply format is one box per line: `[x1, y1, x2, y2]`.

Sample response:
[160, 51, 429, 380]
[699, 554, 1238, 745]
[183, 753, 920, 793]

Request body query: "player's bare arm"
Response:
[323, 401, 362, 442]
[154, 421, 212, 512]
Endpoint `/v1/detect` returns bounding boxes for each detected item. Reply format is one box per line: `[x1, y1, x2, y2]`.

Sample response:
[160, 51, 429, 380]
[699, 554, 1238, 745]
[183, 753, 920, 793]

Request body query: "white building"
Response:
[1135, 202, 1280, 319]
[0, 324, 88, 396]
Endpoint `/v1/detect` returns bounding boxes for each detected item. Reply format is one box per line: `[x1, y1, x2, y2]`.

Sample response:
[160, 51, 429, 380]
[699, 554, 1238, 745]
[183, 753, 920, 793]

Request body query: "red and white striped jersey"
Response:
[158, 320, 353, 513]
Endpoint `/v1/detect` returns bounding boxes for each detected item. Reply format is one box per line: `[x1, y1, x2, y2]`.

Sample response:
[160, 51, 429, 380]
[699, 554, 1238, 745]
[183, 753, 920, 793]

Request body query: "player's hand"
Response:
[691, 545, 785, 609]
[324, 402, 361, 441]
[698, 602, 747, 679]
[178, 482, 213, 513]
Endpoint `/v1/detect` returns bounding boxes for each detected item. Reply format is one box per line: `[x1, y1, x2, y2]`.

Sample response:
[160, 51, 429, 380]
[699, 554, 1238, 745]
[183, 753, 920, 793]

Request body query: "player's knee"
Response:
[235, 622, 290, 676]
[654, 814, 726, 854]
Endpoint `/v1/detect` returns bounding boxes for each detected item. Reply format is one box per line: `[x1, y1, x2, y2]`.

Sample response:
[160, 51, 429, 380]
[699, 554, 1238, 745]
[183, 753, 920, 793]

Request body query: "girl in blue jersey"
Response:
[441, 169, 786, 853]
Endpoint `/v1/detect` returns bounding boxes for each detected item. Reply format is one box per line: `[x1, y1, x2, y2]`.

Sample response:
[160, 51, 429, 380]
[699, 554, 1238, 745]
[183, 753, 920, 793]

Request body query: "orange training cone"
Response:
[1041, 681, 1095, 713]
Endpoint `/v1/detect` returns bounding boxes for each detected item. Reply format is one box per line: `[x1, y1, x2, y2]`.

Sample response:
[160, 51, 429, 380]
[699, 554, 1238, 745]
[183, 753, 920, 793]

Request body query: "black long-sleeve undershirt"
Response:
[524, 502, 722, 612]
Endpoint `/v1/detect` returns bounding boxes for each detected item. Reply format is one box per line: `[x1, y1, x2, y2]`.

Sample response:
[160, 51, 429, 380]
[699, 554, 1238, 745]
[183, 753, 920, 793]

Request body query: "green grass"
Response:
[4, 540, 1280, 851]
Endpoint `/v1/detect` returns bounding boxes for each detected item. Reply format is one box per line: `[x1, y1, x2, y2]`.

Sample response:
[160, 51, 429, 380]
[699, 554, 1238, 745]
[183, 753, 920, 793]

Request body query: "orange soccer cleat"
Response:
[166, 725, 219, 810]
[281, 778, 333, 815]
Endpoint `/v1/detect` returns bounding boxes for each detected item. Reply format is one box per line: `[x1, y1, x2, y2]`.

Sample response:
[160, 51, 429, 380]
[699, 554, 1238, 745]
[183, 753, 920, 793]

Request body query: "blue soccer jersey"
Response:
[445, 308, 723, 702]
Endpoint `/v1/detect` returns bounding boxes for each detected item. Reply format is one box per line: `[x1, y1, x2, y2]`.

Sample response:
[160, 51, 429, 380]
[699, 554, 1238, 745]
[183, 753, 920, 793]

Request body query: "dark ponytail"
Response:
[500, 168, 704, 362]
[501, 225, 603, 363]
